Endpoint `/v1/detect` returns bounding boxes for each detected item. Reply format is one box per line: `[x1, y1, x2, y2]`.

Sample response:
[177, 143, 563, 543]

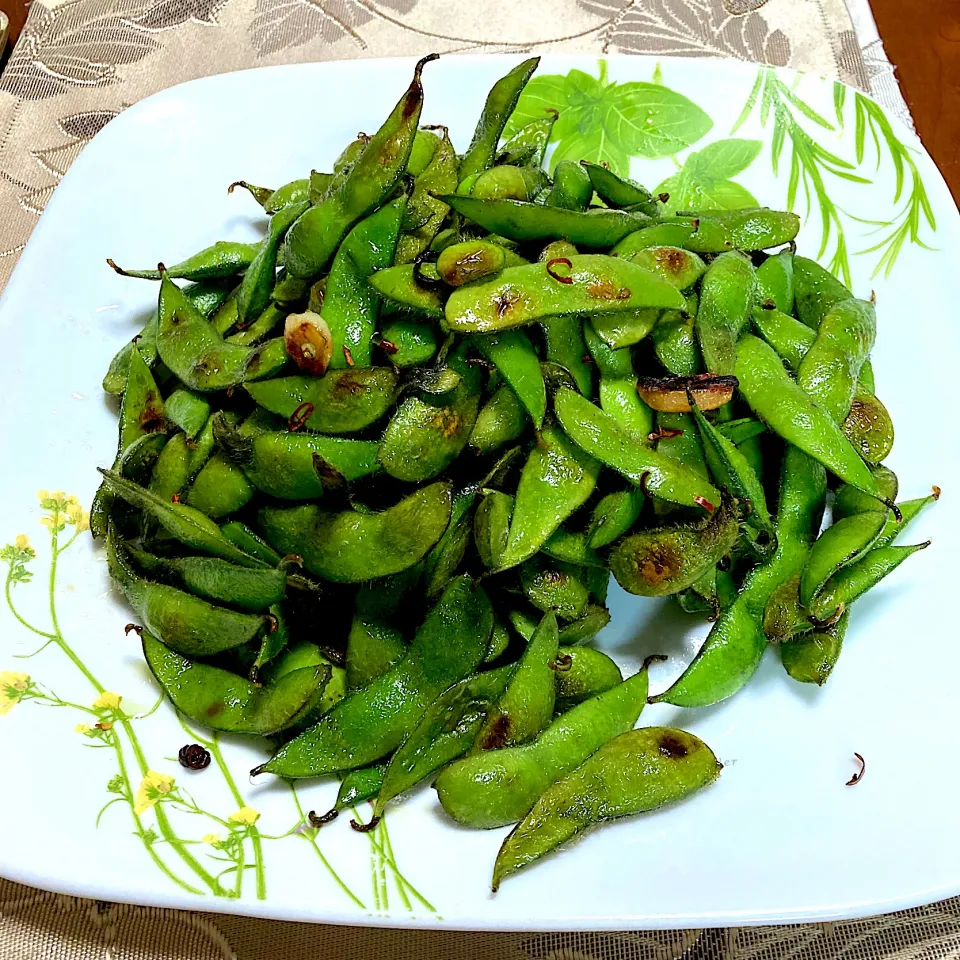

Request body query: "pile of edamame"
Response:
[96, 55, 935, 890]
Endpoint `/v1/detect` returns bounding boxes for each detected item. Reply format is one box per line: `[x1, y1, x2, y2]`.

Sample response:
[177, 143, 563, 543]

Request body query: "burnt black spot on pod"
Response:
[658, 733, 689, 759]
[480, 713, 512, 751]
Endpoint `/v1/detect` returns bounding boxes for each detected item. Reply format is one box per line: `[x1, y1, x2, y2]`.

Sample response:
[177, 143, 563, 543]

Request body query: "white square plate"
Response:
[0, 54, 957, 930]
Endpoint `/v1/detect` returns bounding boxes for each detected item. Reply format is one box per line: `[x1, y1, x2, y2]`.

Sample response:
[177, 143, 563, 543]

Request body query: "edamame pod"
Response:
[108, 241, 261, 282]
[98, 469, 266, 568]
[373, 665, 514, 817]
[476, 330, 546, 427]
[696, 251, 756, 376]
[215, 419, 380, 499]
[245, 368, 399, 434]
[491, 727, 720, 890]
[580, 162, 658, 215]
[445, 255, 685, 334]
[554, 389, 719, 510]
[143, 632, 328, 735]
[435, 663, 651, 829]
[553, 646, 622, 712]
[459, 58, 540, 180]
[322, 195, 406, 369]
[469, 384, 528, 454]
[473, 612, 558, 751]
[735, 335, 879, 498]
[254, 576, 493, 778]
[106, 534, 268, 656]
[256, 482, 452, 582]
[442, 196, 650, 249]
[544, 161, 593, 211]
[497, 424, 601, 571]
[283, 55, 435, 278]
[610, 494, 739, 597]
[125, 547, 287, 612]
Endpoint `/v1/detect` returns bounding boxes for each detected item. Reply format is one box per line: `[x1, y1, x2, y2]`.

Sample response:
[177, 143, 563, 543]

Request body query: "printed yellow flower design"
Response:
[14, 534, 32, 553]
[202, 833, 221, 845]
[93, 691, 122, 710]
[75, 722, 91, 734]
[229, 807, 261, 826]
[37, 491, 87, 532]
[0, 671, 30, 715]
[134, 771, 175, 815]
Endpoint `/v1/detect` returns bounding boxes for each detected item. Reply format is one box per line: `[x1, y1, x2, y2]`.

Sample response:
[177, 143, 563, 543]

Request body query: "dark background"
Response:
[1, 0, 958, 197]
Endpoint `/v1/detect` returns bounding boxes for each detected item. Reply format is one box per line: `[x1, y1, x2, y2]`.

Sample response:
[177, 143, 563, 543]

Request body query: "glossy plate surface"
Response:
[0, 54, 956, 929]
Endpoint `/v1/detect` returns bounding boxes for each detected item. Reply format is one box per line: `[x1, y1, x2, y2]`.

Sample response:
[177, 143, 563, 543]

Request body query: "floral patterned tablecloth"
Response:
[2, 2, 955, 958]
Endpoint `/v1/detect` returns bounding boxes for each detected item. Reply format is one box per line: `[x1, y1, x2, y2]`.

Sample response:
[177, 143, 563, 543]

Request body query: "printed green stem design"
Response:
[180, 717, 268, 901]
[289, 785, 366, 910]
[847, 90, 937, 277]
[734, 69, 867, 286]
[736, 68, 935, 283]
[352, 809, 436, 915]
[2, 507, 227, 898]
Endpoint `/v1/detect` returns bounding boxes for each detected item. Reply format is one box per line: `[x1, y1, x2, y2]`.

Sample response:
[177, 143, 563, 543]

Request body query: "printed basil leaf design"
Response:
[504, 63, 712, 177]
[655, 139, 762, 215]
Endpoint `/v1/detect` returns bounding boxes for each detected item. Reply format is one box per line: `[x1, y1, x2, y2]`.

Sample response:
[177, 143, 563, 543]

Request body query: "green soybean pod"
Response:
[374, 665, 515, 817]
[244, 368, 399, 434]
[472, 612, 558, 751]
[696, 251, 756, 376]
[346, 614, 406, 691]
[520, 558, 591, 621]
[97, 469, 266, 568]
[142, 632, 329, 735]
[554, 389, 719, 510]
[434, 664, 652, 829]
[254, 576, 493, 779]
[106, 533, 268, 657]
[469, 384, 528, 454]
[545, 161, 594, 211]
[256, 482, 452, 582]
[609, 495, 740, 597]
[444, 255, 685, 334]
[497, 424, 601, 571]
[588, 488, 645, 549]
[124, 547, 286, 612]
[378, 350, 482, 482]
[755, 248, 795, 314]
[553, 646, 622, 713]
[476, 329, 547, 428]
[491, 727, 721, 890]
[379, 316, 438, 367]
[459, 57, 540, 181]
[474, 489, 514, 569]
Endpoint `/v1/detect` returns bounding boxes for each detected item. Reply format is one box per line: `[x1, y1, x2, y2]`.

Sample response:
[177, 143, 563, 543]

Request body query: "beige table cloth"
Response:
[2, 1, 958, 957]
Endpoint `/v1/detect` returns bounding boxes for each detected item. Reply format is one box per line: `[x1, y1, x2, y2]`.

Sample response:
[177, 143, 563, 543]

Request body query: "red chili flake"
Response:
[846, 752, 865, 786]
[694, 495, 716, 513]
[124, 623, 143, 636]
[648, 426, 683, 442]
[615, 286, 631, 300]
[546, 257, 574, 284]
[287, 402, 315, 433]
[350, 815, 381, 833]
[658, 192, 670, 203]
[342, 346, 355, 366]
[308, 809, 339, 828]
[131, 333, 142, 344]
[549, 654, 573, 673]
[380, 339, 399, 356]
[581, 354, 594, 365]
[638, 471, 652, 497]
[178, 744, 211, 770]
[170, 494, 181, 504]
